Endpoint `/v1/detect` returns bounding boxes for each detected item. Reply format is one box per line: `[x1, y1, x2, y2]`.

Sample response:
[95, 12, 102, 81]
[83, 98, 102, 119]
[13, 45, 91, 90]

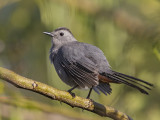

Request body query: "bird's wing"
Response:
[57, 42, 104, 88]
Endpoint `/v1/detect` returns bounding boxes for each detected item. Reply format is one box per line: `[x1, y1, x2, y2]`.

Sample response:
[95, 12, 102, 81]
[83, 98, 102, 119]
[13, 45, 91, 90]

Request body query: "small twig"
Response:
[0, 67, 132, 120]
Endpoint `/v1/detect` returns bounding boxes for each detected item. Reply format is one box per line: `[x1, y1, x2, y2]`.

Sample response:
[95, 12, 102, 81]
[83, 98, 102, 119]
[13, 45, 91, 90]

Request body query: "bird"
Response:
[43, 27, 153, 99]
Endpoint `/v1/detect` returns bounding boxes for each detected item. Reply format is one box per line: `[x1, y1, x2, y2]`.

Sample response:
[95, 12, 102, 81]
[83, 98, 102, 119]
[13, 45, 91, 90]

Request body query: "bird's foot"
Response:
[67, 90, 76, 98]
[86, 97, 94, 103]
[67, 85, 78, 98]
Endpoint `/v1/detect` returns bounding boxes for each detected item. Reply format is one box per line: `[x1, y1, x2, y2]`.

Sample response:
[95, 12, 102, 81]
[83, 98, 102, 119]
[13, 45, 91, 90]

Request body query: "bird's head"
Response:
[43, 27, 77, 47]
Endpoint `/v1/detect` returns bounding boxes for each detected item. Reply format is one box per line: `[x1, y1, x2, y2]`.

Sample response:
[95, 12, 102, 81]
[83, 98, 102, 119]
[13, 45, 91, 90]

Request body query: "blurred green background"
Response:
[0, 0, 160, 120]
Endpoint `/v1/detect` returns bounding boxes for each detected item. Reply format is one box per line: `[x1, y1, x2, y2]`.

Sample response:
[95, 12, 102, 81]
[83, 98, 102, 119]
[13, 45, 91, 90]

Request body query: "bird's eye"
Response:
[60, 32, 64, 36]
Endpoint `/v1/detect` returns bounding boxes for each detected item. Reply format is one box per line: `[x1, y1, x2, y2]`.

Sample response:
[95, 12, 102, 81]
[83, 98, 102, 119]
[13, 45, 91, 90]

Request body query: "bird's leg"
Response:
[86, 87, 93, 99]
[67, 85, 78, 92]
[67, 85, 78, 98]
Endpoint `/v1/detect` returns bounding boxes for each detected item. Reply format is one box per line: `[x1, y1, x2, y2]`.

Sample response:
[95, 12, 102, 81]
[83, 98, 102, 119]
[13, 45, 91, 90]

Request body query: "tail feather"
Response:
[93, 82, 112, 95]
[114, 71, 153, 86]
[105, 71, 153, 95]
[114, 73, 152, 90]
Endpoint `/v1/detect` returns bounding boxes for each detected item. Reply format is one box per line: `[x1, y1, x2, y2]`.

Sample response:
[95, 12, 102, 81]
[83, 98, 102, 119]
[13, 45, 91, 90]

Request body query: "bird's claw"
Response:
[68, 91, 76, 98]
[86, 98, 94, 103]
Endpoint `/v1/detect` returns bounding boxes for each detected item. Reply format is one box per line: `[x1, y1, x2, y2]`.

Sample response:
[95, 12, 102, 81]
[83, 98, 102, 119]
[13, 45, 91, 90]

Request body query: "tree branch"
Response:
[0, 67, 132, 120]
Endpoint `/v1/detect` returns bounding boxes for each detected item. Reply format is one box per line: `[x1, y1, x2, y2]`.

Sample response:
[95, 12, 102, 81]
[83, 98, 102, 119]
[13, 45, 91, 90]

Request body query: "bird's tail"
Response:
[105, 71, 153, 95]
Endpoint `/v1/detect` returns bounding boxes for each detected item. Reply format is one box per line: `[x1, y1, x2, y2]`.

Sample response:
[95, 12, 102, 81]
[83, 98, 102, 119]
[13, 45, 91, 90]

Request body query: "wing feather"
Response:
[57, 46, 99, 88]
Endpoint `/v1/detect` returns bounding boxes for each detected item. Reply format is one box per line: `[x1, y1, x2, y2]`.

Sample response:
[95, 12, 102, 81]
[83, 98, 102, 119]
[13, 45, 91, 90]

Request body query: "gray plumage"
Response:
[44, 27, 153, 97]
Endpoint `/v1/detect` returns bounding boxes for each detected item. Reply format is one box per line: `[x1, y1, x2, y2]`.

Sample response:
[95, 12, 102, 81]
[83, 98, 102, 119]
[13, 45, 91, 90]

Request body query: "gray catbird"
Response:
[44, 27, 153, 98]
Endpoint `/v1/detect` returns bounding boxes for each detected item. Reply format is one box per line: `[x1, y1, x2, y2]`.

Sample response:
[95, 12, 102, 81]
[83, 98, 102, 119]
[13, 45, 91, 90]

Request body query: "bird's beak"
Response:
[43, 32, 54, 37]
